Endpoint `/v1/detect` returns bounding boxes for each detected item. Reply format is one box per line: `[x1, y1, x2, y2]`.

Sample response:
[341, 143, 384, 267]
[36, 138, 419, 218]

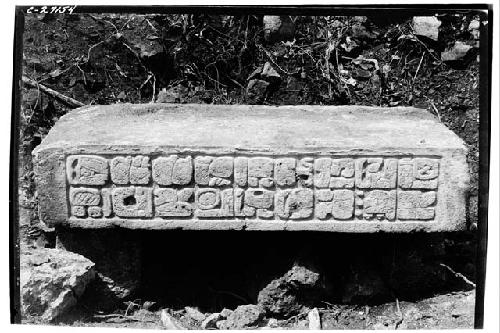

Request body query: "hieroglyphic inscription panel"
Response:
[66, 155, 440, 222]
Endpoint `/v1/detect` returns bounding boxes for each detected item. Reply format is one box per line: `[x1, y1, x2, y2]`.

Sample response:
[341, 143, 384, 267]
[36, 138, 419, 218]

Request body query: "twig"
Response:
[86, 41, 105, 63]
[428, 100, 441, 121]
[408, 27, 443, 65]
[75, 64, 87, 85]
[395, 298, 403, 329]
[364, 305, 370, 329]
[22, 76, 85, 108]
[413, 52, 425, 82]
[440, 263, 476, 288]
[257, 44, 299, 76]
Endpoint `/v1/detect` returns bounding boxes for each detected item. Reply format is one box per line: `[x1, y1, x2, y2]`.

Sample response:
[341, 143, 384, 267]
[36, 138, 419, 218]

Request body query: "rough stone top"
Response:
[33, 104, 469, 233]
[35, 104, 465, 155]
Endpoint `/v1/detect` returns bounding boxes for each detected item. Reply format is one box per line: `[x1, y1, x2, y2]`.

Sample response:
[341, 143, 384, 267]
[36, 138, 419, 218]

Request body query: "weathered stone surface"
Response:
[441, 41, 475, 63]
[201, 312, 221, 329]
[33, 104, 469, 232]
[20, 246, 95, 322]
[412, 16, 441, 41]
[220, 304, 265, 329]
[263, 16, 295, 43]
[257, 264, 323, 317]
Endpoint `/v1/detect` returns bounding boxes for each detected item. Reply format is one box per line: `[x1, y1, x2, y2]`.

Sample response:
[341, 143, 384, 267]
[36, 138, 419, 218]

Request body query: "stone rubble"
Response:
[20, 246, 95, 322]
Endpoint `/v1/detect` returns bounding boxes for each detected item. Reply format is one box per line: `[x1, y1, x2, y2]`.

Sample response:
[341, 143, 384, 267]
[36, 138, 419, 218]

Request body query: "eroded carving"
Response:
[154, 188, 194, 217]
[153, 155, 192, 185]
[196, 188, 234, 217]
[398, 158, 439, 189]
[67, 155, 108, 185]
[112, 187, 153, 218]
[355, 158, 397, 189]
[397, 190, 437, 220]
[111, 156, 151, 185]
[67, 155, 441, 222]
[194, 156, 233, 186]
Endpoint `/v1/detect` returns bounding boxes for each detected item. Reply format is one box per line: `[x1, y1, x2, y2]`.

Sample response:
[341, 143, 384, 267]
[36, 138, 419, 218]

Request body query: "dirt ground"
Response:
[17, 10, 483, 329]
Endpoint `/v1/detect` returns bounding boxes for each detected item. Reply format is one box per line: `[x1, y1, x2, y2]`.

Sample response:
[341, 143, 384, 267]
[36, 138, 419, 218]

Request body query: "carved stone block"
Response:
[275, 158, 296, 186]
[195, 156, 233, 186]
[243, 189, 274, 218]
[398, 158, 439, 189]
[111, 156, 151, 185]
[196, 188, 234, 217]
[154, 188, 194, 217]
[34, 105, 469, 232]
[356, 190, 396, 220]
[296, 158, 313, 187]
[248, 157, 274, 188]
[67, 155, 108, 185]
[276, 188, 313, 219]
[234, 157, 248, 187]
[69, 188, 101, 218]
[112, 187, 153, 218]
[355, 158, 397, 189]
[398, 190, 437, 220]
[153, 155, 192, 185]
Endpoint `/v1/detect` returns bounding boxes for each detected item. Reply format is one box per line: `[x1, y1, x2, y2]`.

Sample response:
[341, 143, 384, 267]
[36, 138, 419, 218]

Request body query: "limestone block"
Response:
[33, 104, 469, 232]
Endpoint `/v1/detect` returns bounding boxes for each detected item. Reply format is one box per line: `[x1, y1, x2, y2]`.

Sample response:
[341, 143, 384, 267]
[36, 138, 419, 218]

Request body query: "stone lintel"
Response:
[33, 104, 469, 232]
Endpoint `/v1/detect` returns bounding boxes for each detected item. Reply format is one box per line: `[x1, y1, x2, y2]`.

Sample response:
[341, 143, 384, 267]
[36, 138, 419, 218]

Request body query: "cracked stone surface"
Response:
[20, 246, 95, 322]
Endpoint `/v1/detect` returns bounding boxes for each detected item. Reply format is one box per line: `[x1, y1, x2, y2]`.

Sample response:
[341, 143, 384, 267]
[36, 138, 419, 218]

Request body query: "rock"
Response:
[441, 41, 476, 68]
[261, 62, 281, 80]
[220, 304, 265, 329]
[201, 312, 221, 329]
[267, 318, 279, 327]
[412, 16, 441, 41]
[468, 20, 480, 39]
[160, 309, 186, 329]
[216, 319, 227, 329]
[263, 16, 295, 43]
[258, 264, 322, 317]
[246, 79, 270, 104]
[185, 306, 206, 322]
[308, 308, 322, 330]
[20, 246, 95, 322]
[220, 308, 234, 319]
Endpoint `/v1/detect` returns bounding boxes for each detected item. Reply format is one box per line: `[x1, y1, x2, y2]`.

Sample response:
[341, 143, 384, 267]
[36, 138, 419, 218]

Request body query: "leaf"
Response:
[49, 69, 62, 78]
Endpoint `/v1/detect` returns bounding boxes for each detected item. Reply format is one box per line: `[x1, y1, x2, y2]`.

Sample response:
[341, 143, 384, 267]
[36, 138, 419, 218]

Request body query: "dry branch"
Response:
[22, 76, 85, 108]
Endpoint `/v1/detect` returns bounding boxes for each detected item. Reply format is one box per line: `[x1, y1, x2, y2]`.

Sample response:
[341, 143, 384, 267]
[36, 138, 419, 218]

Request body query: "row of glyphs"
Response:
[66, 155, 440, 189]
[69, 186, 437, 221]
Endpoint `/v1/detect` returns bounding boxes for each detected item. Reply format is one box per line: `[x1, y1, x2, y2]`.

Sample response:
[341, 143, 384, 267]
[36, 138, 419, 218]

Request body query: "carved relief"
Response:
[196, 188, 234, 217]
[355, 158, 397, 189]
[314, 158, 355, 189]
[356, 190, 396, 220]
[243, 189, 274, 218]
[154, 188, 194, 217]
[67, 155, 108, 185]
[275, 188, 313, 219]
[248, 157, 274, 188]
[69, 188, 101, 218]
[152, 155, 192, 185]
[194, 156, 232, 186]
[111, 156, 151, 185]
[397, 190, 437, 220]
[67, 154, 441, 222]
[112, 187, 153, 218]
[398, 158, 439, 189]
